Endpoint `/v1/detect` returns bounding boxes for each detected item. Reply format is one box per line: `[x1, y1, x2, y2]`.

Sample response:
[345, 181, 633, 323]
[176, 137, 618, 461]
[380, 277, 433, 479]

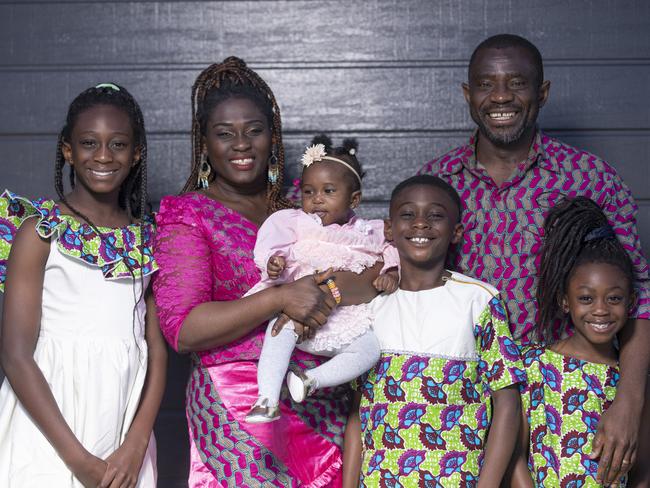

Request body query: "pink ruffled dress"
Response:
[153, 193, 349, 487]
[247, 208, 398, 353]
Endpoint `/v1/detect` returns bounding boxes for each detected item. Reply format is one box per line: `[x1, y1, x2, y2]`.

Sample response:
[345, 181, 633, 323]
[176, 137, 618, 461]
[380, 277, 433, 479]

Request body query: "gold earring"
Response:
[198, 153, 211, 189]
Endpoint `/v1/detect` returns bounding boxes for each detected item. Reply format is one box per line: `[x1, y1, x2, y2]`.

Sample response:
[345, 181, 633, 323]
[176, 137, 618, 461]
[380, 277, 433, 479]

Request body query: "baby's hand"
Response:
[373, 269, 399, 294]
[267, 253, 286, 280]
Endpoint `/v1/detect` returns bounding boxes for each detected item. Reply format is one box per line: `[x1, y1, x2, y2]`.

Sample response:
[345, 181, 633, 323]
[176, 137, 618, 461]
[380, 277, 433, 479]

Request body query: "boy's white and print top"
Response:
[355, 271, 526, 486]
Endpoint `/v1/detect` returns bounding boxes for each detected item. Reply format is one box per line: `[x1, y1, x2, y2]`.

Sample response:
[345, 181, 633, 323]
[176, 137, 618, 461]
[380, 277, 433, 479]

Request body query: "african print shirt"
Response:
[418, 130, 650, 344]
[520, 345, 624, 487]
[356, 272, 526, 487]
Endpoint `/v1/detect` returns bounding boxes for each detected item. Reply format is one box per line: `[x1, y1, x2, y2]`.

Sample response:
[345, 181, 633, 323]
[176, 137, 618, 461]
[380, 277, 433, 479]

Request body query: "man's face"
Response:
[463, 46, 550, 147]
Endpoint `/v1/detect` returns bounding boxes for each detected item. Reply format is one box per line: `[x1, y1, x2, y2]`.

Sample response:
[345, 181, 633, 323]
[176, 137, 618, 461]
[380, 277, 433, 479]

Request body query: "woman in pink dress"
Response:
[153, 57, 378, 487]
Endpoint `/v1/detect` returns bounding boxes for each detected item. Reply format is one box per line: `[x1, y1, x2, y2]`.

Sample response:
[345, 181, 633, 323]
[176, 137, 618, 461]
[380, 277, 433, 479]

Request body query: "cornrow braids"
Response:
[183, 56, 292, 212]
[536, 196, 635, 343]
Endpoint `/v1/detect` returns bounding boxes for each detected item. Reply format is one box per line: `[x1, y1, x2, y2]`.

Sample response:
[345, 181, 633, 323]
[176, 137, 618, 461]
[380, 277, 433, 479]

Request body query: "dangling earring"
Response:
[198, 153, 211, 189]
[267, 147, 279, 184]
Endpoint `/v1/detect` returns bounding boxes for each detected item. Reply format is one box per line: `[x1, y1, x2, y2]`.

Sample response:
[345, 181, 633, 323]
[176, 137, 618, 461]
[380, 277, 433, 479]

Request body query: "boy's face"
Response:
[385, 184, 463, 268]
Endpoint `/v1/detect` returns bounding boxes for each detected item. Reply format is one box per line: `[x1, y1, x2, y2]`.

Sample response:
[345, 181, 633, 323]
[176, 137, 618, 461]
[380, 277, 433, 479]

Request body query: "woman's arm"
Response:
[477, 386, 521, 487]
[343, 392, 363, 488]
[100, 287, 168, 487]
[335, 262, 383, 306]
[0, 219, 108, 486]
[153, 215, 336, 354]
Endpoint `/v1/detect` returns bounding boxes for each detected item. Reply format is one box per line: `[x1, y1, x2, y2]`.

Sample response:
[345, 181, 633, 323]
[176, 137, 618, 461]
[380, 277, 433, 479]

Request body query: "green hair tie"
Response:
[95, 83, 120, 92]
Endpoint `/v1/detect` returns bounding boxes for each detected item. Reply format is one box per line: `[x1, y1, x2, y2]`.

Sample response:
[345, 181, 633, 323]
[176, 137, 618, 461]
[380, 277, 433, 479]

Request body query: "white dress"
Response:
[0, 192, 157, 487]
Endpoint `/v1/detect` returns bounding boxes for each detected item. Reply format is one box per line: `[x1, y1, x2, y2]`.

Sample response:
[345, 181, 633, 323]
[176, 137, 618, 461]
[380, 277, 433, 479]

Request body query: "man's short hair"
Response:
[469, 34, 544, 86]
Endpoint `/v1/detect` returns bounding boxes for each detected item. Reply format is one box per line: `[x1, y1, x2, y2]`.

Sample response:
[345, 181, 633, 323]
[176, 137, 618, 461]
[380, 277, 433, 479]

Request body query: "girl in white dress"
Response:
[0, 83, 167, 487]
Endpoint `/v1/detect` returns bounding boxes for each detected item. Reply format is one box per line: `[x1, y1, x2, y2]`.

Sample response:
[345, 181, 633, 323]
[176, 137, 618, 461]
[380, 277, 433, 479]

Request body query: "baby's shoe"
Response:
[286, 368, 318, 403]
[245, 398, 280, 423]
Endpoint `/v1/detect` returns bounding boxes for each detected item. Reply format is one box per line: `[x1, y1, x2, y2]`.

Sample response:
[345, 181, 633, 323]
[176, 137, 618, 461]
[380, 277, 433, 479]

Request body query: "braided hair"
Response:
[309, 134, 365, 192]
[54, 83, 150, 350]
[536, 196, 635, 343]
[182, 56, 291, 212]
[54, 83, 148, 223]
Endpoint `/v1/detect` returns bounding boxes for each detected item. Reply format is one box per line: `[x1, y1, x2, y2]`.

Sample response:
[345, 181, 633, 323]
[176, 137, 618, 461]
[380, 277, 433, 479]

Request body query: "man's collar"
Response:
[438, 128, 561, 175]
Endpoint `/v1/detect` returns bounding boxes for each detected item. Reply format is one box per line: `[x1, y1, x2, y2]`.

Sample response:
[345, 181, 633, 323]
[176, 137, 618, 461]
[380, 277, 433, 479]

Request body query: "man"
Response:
[419, 34, 649, 484]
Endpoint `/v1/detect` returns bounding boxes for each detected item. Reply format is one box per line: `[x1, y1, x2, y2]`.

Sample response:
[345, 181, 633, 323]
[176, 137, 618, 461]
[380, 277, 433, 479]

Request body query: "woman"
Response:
[153, 57, 378, 487]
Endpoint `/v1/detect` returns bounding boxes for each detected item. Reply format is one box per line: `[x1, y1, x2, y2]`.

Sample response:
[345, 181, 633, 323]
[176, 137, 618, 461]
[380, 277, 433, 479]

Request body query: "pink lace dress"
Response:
[153, 193, 348, 487]
[247, 208, 398, 353]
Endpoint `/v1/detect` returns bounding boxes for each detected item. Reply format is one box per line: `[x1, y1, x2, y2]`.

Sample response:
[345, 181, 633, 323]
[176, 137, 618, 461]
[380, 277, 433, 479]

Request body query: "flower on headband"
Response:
[301, 144, 326, 167]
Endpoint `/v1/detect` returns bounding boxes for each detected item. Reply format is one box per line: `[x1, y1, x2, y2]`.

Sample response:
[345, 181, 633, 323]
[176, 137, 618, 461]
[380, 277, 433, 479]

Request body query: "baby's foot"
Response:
[245, 397, 280, 423]
[286, 368, 318, 403]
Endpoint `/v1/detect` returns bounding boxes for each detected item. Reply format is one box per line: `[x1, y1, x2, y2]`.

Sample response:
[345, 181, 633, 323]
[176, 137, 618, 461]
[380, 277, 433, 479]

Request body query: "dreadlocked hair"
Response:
[309, 134, 365, 192]
[183, 56, 292, 212]
[536, 196, 634, 343]
[54, 83, 148, 223]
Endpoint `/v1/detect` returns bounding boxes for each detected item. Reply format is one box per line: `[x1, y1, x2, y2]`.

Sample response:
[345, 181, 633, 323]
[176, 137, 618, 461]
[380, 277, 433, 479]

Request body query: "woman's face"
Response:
[203, 96, 272, 191]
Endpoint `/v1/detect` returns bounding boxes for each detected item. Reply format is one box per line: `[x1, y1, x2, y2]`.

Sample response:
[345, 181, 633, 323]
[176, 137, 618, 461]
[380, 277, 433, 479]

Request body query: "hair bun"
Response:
[342, 138, 359, 156]
[222, 56, 247, 68]
[311, 133, 333, 151]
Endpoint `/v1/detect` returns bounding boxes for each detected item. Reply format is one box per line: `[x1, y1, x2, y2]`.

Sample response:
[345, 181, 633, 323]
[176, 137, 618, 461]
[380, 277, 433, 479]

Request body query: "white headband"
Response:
[301, 144, 362, 186]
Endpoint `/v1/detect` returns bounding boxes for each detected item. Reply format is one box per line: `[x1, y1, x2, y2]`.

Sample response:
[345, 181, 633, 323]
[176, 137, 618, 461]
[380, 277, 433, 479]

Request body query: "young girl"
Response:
[509, 196, 649, 487]
[344, 174, 525, 487]
[0, 83, 167, 487]
[245, 136, 399, 423]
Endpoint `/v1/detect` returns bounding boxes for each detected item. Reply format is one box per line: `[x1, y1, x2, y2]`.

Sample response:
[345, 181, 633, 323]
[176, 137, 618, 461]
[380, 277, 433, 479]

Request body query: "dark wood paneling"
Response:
[1, 1, 649, 65]
[1, 64, 649, 135]
[3, 130, 649, 201]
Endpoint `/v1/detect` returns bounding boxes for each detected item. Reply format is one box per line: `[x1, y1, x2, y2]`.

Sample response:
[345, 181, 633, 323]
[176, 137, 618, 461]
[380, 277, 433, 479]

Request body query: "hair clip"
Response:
[95, 83, 120, 92]
[348, 148, 356, 156]
[583, 225, 615, 242]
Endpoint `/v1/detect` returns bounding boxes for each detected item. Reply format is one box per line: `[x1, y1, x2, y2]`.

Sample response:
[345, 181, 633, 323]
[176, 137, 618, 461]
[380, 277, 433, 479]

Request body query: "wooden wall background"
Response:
[0, 1, 648, 486]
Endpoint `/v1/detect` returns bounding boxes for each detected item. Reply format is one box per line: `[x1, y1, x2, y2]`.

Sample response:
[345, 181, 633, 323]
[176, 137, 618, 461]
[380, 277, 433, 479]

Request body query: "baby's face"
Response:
[301, 161, 359, 226]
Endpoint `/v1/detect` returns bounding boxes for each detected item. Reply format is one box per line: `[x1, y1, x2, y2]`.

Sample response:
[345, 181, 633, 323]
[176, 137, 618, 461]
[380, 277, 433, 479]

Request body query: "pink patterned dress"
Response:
[153, 193, 348, 487]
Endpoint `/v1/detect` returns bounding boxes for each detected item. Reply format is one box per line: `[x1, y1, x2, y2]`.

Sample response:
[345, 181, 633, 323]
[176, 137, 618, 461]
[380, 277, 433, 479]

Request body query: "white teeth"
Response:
[90, 169, 116, 176]
[488, 112, 516, 120]
[231, 158, 253, 165]
[588, 322, 612, 331]
[409, 237, 430, 244]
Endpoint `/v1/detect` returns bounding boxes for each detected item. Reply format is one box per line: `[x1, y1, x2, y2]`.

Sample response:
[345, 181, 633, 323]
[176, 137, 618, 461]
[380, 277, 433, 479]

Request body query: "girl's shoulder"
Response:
[0, 190, 156, 284]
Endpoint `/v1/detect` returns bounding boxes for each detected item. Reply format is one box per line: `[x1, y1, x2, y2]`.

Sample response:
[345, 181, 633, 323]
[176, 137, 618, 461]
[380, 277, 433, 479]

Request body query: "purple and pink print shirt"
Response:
[419, 130, 650, 344]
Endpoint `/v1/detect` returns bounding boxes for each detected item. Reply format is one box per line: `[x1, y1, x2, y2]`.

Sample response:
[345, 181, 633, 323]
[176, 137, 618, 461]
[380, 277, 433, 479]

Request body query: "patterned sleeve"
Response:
[474, 296, 526, 396]
[152, 196, 214, 351]
[601, 172, 650, 320]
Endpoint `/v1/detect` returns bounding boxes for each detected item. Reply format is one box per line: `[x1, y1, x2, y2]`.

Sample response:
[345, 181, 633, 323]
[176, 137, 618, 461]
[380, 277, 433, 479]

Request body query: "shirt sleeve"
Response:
[380, 243, 400, 273]
[474, 296, 526, 396]
[253, 209, 299, 281]
[152, 197, 214, 351]
[600, 173, 650, 320]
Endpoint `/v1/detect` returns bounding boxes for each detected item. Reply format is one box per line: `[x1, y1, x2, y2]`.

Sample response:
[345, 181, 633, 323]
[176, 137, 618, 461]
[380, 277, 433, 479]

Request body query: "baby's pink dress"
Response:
[247, 208, 398, 353]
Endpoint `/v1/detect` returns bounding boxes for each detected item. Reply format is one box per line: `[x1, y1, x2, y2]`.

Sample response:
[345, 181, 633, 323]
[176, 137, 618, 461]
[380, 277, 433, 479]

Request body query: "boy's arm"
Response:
[343, 392, 363, 488]
[477, 385, 521, 487]
[504, 403, 535, 488]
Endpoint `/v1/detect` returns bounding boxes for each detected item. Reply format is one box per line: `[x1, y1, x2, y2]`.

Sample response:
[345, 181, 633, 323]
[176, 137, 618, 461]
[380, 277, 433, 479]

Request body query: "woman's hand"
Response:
[274, 269, 336, 336]
[99, 441, 147, 488]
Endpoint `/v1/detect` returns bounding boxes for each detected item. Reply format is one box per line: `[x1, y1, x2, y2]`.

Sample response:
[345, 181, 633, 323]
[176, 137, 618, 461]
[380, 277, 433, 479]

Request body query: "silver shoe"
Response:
[245, 398, 280, 424]
[286, 368, 318, 403]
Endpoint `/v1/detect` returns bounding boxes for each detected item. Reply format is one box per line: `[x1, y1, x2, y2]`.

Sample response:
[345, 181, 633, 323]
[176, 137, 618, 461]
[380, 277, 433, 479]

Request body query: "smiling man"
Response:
[418, 34, 650, 485]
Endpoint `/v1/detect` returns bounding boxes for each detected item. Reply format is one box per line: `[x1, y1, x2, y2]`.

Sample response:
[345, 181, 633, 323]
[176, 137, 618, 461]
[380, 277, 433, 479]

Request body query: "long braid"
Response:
[183, 57, 292, 212]
[536, 197, 635, 343]
[54, 83, 151, 350]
